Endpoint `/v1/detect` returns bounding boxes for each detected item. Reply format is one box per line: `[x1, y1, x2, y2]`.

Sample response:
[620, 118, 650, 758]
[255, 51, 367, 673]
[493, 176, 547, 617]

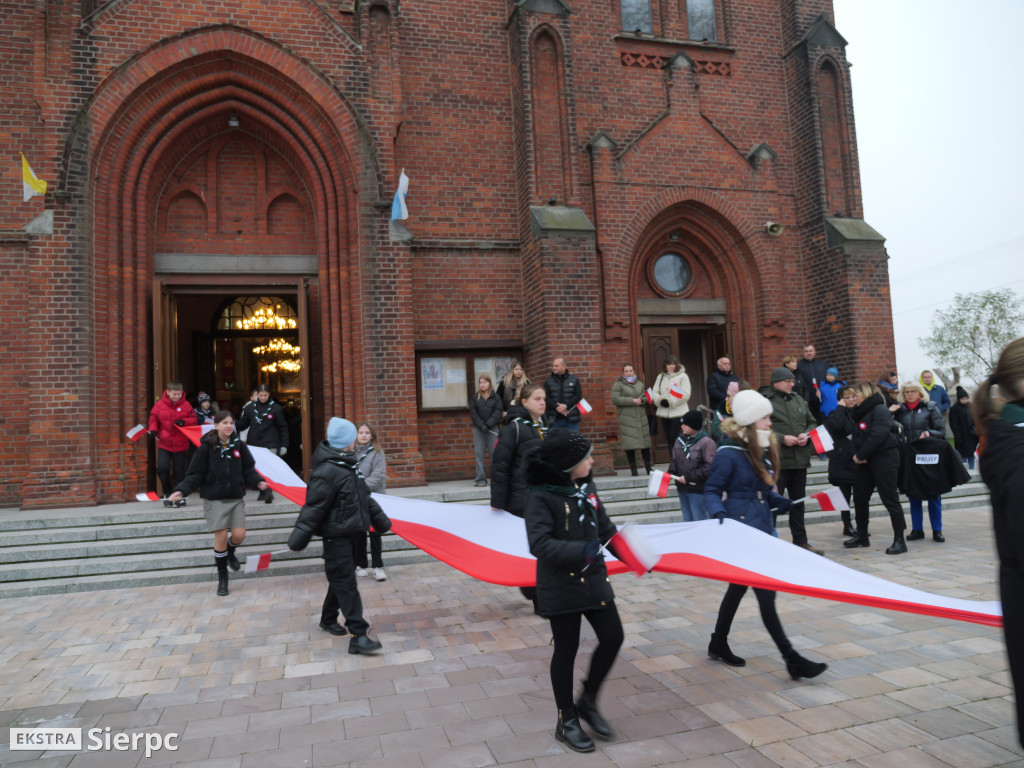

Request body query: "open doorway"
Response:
[642, 323, 731, 464]
[153, 279, 313, 479]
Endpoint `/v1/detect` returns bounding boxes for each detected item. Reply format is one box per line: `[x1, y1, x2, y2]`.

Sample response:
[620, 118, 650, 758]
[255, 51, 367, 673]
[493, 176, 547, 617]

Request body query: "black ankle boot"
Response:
[642, 450, 652, 475]
[576, 691, 612, 738]
[843, 531, 870, 548]
[785, 652, 828, 681]
[906, 529, 924, 541]
[885, 533, 908, 555]
[555, 709, 594, 753]
[842, 521, 857, 537]
[226, 542, 240, 572]
[708, 632, 745, 666]
[214, 552, 229, 596]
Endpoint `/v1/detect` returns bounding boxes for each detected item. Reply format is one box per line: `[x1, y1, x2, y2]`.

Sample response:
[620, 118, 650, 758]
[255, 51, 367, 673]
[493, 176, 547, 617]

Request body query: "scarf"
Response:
[514, 416, 548, 439]
[625, 375, 637, 384]
[250, 399, 276, 425]
[217, 434, 242, 460]
[530, 480, 598, 528]
[919, 376, 936, 392]
[325, 454, 364, 479]
[676, 430, 709, 459]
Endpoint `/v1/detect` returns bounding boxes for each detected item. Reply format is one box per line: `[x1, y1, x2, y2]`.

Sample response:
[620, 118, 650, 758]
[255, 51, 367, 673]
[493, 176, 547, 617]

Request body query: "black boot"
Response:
[785, 652, 828, 681]
[555, 709, 594, 753]
[842, 523, 857, 537]
[264, 488, 274, 504]
[348, 634, 383, 655]
[843, 531, 870, 548]
[885, 533, 908, 555]
[906, 529, 924, 541]
[626, 451, 638, 477]
[708, 632, 745, 666]
[214, 552, 229, 596]
[576, 690, 613, 738]
[641, 449, 653, 475]
[226, 540, 240, 572]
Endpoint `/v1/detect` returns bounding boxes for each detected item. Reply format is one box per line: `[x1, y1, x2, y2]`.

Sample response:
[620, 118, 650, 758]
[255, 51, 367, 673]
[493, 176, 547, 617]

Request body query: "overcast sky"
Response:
[833, 0, 1024, 386]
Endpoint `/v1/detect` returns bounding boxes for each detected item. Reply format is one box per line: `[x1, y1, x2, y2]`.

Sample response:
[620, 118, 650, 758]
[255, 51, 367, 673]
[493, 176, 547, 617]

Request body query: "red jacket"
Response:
[148, 390, 198, 452]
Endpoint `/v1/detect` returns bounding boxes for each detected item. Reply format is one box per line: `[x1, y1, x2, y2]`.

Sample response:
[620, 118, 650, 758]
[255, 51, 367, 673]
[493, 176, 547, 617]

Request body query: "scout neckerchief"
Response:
[530, 479, 599, 528]
[217, 434, 242, 460]
[675, 429, 709, 459]
[513, 415, 548, 440]
[250, 398, 275, 425]
[325, 452, 364, 479]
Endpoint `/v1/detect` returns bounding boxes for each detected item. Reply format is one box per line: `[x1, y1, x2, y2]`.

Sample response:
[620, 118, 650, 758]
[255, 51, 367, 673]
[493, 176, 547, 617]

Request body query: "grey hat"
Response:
[770, 367, 796, 384]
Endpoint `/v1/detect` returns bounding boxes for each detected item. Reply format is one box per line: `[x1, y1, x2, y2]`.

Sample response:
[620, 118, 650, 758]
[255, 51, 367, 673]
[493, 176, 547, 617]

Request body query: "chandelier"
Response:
[236, 305, 297, 331]
[253, 339, 301, 373]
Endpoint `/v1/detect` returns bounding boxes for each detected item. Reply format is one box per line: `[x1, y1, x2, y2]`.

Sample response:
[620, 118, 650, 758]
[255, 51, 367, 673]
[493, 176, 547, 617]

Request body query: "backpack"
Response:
[889, 413, 908, 447]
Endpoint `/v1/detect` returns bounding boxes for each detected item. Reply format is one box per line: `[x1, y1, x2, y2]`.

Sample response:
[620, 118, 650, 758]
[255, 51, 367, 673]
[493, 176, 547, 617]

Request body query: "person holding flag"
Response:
[166, 410, 268, 597]
[651, 355, 690, 451]
[523, 429, 624, 753]
[668, 410, 717, 521]
[702, 390, 828, 681]
[611, 363, 652, 476]
[544, 357, 583, 431]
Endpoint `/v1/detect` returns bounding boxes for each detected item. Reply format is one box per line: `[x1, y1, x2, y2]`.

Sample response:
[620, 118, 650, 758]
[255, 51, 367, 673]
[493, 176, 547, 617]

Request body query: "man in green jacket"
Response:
[760, 367, 821, 554]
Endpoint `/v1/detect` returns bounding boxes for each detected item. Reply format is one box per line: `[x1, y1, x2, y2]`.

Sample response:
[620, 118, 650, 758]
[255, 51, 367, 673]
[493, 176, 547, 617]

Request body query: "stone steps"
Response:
[0, 468, 989, 599]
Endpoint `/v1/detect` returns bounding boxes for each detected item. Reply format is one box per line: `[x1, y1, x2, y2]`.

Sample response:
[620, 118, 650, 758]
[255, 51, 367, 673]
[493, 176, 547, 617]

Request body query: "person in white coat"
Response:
[652, 356, 691, 452]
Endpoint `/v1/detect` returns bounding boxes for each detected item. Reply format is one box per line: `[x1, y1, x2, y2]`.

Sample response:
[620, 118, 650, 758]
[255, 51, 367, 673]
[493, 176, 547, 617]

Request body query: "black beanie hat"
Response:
[955, 386, 969, 400]
[541, 428, 593, 472]
[681, 410, 703, 431]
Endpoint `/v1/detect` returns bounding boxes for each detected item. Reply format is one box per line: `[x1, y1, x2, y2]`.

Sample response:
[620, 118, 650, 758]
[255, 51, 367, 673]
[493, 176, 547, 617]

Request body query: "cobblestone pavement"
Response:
[1, 506, 1020, 767]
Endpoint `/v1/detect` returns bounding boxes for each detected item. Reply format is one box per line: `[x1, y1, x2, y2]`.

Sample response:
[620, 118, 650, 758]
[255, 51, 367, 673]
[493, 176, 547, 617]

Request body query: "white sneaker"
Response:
[355, 566, 368, 577]
[373, 568, 387, 582]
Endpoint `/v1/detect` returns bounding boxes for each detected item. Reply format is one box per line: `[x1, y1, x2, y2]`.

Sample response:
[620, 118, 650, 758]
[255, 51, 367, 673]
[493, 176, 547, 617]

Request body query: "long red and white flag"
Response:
[809, 425, 834, 454]
[811, 486, 850, 512]
[189, 429, 1001, 628]
[647, 469, 673, 498]
[608, 523, 660, 577]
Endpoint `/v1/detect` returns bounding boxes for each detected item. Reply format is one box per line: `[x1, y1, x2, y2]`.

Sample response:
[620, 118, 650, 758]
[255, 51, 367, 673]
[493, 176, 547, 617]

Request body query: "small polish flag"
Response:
[809, 425, 834, 454]
[576, 398, 593, 416]
[644, 388, 655, 404]
[647, 469, 672, 498]
[811, 486, 850, 512]
[245, 552, 274, 573]
[609, 523, 660, 577]
[127, 424, 147, 441]
[135, 491, 161, 502]
[669, 381, 685, 399]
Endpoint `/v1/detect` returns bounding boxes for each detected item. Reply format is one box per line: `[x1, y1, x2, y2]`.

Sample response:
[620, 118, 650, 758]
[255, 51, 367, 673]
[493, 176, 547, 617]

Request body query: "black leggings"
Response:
[853, 448, 906, 535]
[548, 603, 624, 711]
[714, 584, 793, 658]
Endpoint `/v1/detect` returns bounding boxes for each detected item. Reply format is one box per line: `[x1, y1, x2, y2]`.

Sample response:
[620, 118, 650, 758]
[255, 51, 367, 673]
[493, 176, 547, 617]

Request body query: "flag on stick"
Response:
[391, 168, 409, 220]
[669, 380, 686, 399]
[608, 523, 660, 577]
[644, 387, 655, 405]
[647, 469, 673, 498]
[811, 486, 850, 512]
[245, 552, 274, 573]
[126, 424, 147, 442]
[576, 398, 593, 416]
[809, 425, 834, 454]
[21, 153, 47, 202]
[135, 491, 161, 502]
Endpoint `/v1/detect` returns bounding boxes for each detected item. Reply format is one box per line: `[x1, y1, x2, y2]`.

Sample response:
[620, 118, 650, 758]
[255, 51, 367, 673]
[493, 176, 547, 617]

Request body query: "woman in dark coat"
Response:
[490, 383, 550, 518]
[976, 336, 1024, 748]
[236, 383, 289, 503]
[895, 380, 947, 542]
[702, 390, 828, 681]
[841, 382, 908, 554]
[824, 387, 858, 537]
[524, 429, 623, 753]
[469, 374, 503, 486]
[950, 386, 979, 469]
[168, 410, 268, 596]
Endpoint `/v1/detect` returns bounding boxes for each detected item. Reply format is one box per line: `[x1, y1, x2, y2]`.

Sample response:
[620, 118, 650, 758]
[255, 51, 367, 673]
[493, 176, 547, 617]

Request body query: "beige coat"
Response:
[652, 368, 691, 418]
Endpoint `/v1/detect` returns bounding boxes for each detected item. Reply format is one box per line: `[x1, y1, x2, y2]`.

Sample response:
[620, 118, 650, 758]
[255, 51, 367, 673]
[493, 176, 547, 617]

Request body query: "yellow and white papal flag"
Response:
[21, 153, 47, 202]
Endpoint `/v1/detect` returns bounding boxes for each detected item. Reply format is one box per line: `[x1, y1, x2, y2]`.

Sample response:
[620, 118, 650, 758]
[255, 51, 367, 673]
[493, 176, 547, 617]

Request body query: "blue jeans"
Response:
[678, 490, 708, 522]
[909, 496, 942, 532]
[962, 455, 975, 470]
[552, 417, 579, 432]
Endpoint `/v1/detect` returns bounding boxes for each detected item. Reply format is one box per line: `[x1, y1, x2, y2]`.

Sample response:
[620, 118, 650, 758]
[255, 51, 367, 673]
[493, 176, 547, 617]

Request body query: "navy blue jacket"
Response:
[703, 438, 791, 535]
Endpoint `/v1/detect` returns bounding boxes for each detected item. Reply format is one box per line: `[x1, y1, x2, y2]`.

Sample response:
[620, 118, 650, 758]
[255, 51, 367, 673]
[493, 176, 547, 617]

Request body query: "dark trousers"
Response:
[320, 537, 369, 637]
[661, 417, 681, 453]
[548, 603, 624, 711]
[775, 468, 807, 545]
[714, 583, 793, 658]
[837, 483, 853, 527]
[1000, 564, 1024, 748]
[157, 448, 190, 497]
[852, 447, 906, 535]
[354, 531, 383, 569]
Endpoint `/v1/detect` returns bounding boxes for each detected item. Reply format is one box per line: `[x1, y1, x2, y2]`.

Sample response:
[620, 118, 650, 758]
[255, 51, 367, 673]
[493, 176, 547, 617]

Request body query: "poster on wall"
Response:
[446, 367, 467, 385]
[421, 358, 444, 390]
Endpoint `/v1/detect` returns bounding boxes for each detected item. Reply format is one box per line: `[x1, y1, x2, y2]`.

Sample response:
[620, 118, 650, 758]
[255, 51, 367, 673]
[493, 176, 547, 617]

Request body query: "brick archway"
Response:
[81, 27, 372, 501]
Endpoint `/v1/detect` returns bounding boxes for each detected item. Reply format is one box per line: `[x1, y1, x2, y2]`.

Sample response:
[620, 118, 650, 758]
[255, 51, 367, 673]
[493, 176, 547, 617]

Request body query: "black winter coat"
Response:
[490, 405, 550, 516]
[174, 433, 263, 500]
[544, 370, 582, 423]
[706, 369, 739, 407]
[523, 449, 618, 618]
[850, 393, 899, 462]
[949, 401, 979, 458]
[824, 407, 858, 486]
[897, 436, 971, 499]
[980, 401, 1024, 568]
[796, 358, 830, 402]
[237, 399, 289, 450]
[469, 391, 503, 432]
[289, 441, 392, 550]
[894, 401, 945, 441]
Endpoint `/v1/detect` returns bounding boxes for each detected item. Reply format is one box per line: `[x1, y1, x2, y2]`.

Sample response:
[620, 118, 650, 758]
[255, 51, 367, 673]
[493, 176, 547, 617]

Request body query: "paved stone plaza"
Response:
[1, 505, 1021, 768]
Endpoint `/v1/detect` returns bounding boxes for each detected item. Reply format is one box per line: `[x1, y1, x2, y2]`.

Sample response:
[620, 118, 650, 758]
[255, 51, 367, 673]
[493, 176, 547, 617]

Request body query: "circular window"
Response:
[652, 253, 692, 295]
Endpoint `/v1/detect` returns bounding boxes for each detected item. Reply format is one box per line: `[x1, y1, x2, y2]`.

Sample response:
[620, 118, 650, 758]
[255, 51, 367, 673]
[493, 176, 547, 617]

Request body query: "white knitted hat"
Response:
[731, 390, 773, 427]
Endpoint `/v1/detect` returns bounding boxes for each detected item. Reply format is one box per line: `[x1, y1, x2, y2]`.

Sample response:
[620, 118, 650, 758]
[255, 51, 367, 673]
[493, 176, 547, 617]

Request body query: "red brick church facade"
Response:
[0, 0, 895, 507]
